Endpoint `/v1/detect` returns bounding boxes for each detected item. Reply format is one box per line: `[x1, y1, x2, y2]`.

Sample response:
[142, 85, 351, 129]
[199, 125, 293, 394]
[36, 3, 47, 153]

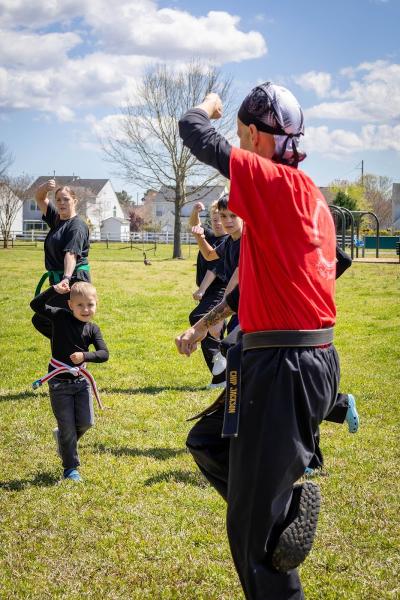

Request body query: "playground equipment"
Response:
[329, 206, 380, 258]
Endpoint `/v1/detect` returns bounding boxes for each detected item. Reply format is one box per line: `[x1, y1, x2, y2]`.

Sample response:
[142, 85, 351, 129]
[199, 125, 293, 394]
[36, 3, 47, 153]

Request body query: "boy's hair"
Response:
[209, 199, 219, 215]
[70, 281, 97, 299]
[217, 194, 229, 212]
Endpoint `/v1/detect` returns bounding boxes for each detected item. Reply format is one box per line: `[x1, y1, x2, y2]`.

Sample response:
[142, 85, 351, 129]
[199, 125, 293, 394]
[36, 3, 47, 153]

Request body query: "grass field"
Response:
[0, 243, 399, 599]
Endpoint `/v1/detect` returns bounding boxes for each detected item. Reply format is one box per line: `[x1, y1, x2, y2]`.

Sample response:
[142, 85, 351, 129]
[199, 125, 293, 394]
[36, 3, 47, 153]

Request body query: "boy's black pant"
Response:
[187, 344, 339, 600]
[189, 287, 225, 384]
[49, 378, 94, 470]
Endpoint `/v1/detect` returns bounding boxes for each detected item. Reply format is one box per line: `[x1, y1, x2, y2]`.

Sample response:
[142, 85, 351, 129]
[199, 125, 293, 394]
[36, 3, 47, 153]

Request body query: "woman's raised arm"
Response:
[35, 179, 55, 216]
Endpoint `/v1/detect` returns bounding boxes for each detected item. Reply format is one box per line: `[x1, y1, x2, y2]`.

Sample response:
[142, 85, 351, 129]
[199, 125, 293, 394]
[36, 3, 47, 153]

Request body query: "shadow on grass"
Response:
[144, 469, 207, 488]
[101, 385, 205, 395]
[0, 390, 40, 403]
[92, 443, 186, 461]
[0, 471, 59, 491]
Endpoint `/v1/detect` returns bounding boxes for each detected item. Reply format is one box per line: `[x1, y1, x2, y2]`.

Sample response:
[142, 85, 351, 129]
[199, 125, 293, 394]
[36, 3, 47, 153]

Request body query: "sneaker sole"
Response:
[272, 481, 321, 573]
[346, 394, 359, 433]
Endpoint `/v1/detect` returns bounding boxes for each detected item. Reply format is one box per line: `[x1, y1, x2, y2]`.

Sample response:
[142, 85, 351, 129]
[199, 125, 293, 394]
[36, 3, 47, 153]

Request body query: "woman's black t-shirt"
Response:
[196, 227, 227, 288]
[43, 204, 90, 281]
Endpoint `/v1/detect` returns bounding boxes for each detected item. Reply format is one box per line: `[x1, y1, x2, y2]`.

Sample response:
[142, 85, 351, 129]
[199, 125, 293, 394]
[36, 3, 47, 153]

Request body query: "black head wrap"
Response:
[238, 82, 306, 167]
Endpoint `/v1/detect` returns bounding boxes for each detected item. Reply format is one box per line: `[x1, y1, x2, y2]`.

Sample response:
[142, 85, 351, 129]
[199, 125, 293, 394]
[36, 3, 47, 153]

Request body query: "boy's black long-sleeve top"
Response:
[30, 288, 109, 378]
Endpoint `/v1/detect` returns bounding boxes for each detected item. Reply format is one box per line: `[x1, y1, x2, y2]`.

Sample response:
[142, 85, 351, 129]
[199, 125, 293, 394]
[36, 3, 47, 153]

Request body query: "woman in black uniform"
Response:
[32, 179, 91, 339]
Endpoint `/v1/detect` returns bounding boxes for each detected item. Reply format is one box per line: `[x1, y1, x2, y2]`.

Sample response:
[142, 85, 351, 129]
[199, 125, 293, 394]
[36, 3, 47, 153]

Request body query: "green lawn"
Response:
[0, 244, 399, 599]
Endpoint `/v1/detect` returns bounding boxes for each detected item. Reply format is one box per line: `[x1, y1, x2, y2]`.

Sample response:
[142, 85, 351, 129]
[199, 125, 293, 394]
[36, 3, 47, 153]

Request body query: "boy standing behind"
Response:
[192, 194, 242, 334]
[30, 282, 109, 482]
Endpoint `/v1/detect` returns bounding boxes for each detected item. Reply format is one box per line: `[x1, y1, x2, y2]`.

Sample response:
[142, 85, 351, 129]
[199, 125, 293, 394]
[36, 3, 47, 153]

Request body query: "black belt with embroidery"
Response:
[188, 328, 334, 439]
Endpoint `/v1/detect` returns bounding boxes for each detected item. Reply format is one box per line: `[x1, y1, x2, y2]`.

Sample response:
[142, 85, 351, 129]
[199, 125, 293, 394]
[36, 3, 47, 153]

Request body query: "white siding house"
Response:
[100, 217, 130, 241]
[151, 185, 226, 233]
[24, 176, 124, 237]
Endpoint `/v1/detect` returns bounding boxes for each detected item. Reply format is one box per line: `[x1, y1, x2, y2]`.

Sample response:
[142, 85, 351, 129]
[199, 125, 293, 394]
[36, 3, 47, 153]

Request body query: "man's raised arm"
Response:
[178, 93, 232, 179]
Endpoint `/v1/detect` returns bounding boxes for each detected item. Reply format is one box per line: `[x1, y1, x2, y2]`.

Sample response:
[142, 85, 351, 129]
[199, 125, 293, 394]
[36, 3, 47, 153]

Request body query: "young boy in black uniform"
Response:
[30, 282, 109, 482]
[188, 201, 228, 388]
[192, 194, 242, 335]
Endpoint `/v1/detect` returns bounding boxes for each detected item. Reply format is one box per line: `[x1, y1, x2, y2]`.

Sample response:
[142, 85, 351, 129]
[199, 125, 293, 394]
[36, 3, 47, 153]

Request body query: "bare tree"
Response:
[362, 174, 393, 229]
[71, 185, 97, 230]
[102, 61, 233, 258]
[0, 175, 32, 248]
[0, 142, 14, 179]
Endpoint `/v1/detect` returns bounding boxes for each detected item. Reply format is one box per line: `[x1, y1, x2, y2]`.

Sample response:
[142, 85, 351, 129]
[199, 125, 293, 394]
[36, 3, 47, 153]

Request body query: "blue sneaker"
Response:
[304, 467, 315, 477]
[345, 394, 359, 433]
[63, 468, 83, 482]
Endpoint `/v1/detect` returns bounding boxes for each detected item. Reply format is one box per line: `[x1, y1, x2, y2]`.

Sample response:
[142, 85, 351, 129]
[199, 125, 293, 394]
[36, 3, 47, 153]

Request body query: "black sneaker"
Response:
[272, 481, 321, 572]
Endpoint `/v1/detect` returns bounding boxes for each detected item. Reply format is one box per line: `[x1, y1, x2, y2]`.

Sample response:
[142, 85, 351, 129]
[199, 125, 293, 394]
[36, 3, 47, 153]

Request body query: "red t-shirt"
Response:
[229, 147, 336, 333]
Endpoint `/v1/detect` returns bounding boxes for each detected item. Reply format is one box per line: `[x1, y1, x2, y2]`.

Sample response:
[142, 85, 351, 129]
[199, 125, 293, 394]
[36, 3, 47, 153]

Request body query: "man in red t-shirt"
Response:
[176, 83, 340, 600]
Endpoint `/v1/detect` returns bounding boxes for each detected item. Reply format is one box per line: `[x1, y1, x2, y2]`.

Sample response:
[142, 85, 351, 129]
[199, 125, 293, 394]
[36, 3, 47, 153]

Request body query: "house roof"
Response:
[319, 187, 336, 204]
[155, 184, 225, 204]
[101, 217, 129, 224]
[27, 176, 109, 197]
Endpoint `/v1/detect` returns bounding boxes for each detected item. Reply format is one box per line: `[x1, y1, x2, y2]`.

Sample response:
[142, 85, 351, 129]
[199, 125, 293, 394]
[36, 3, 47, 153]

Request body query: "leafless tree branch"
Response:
[102, 60, 234, 257]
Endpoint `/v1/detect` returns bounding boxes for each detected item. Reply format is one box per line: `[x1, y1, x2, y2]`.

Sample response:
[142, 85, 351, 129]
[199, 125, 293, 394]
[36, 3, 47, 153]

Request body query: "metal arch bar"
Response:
[351, 211, 380, 258]
[329, 205, 355, 259]
[328, 205, 346, 251]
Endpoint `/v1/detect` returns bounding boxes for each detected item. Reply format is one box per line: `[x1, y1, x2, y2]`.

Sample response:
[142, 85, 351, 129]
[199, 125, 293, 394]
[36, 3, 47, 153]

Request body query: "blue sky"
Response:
[1, 0, 399, 197]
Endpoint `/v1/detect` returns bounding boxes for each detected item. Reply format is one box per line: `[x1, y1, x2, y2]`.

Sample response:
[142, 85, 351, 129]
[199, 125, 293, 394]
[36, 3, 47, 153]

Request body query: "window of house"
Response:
[30, 200, 38, 211]
[113, 206, 117, 217]
[156, 209, 163, 217]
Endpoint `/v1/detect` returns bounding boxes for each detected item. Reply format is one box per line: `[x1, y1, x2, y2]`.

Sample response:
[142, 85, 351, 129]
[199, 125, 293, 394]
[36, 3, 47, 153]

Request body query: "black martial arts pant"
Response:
[309, 392, 350, 469]
[189, 286, 226, 384]
[187, 344, 340, 600]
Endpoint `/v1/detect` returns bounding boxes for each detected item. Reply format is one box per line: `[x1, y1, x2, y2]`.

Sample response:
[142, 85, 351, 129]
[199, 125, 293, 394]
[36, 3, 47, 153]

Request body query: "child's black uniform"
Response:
[214, 235, 241, 333]
[190, 228, 227, 384]
[30, 287, 109, 471]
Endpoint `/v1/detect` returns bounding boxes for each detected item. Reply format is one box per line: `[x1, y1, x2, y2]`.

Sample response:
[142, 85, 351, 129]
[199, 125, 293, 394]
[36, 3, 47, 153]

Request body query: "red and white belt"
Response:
[32, 357, 104, 409]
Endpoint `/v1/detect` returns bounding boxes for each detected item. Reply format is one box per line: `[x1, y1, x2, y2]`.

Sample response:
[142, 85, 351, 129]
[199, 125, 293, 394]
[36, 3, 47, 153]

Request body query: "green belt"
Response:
[34, 264, 90, 297]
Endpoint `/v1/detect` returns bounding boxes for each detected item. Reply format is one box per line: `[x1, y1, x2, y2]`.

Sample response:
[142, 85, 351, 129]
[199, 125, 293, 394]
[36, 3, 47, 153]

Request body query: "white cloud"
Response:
[305, 101, 368, 121]
[0, 0, 83, 28]
[303, 123, 400, 157]
[0, 54, 149, 120]
[302, 60, 400, 123]
[86, 2, 267, 63]
[0, 0, 266, 120]
[0, 0, 266, 63]
[0, 29, 81, 69]
[297, 60, 400, 157]
[294, 71, 332, 97]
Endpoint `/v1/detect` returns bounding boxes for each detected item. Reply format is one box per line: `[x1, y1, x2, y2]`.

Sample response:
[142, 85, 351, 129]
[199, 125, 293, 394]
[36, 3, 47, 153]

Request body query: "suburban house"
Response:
[150, 184, 226, 233]
[100, 216, 130, 241]
[24, 176, 125, 238]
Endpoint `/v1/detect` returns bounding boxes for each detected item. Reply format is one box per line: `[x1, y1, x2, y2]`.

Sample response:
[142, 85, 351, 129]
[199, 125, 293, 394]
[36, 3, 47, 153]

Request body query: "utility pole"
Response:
[359, 160, 364, 187]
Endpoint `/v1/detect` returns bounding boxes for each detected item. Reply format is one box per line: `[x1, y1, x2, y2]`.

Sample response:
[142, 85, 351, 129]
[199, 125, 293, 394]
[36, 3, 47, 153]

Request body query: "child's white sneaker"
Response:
[207, 381, 226, 390]
[212, 352, 227, 376]
[53, 427, 61, 457]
